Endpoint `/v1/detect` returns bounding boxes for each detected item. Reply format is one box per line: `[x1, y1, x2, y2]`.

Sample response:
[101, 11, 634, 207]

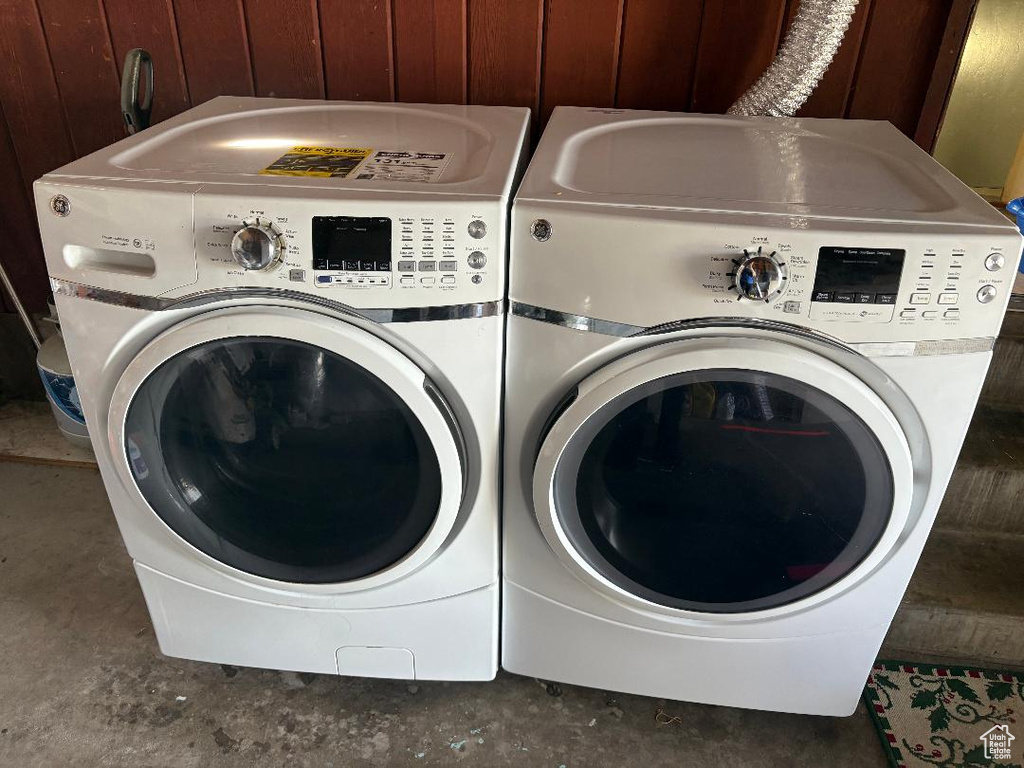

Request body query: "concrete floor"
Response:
[0, 461, 889, 767]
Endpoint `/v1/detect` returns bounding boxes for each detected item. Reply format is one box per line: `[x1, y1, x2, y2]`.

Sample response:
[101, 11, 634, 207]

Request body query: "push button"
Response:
[876, 294, 897, 305]
[985, 253, 1005, 271]
[420, 276, 436, 285]
[899, 310, 917, 319]
[400, 276, 414, 286]
[944, 309, 960, 319]
[855, 293, 874, 303]
[418, 261, 436, 272]
[812, 290, 832, 302]
[468, 220, 487, 239]
[834, 292, 855, 303]
[922, 310, 938, 319]
[910, 293, 931, 305]
[439, 260, 457, 271]
[397, 260, 415, 272]
[440, 275, 455, 285]
[937, 292, 958, 305]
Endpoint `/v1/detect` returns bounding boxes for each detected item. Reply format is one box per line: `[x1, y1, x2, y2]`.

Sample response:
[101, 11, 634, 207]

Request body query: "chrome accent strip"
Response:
[510, 302, 645, 337]
[510, 300, 996, 356]
[51, 278, 502, 323]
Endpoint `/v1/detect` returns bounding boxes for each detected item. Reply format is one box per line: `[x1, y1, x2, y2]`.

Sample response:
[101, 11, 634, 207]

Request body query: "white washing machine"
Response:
[502, 107, 1021, 715]
[34, 96, 529, 680]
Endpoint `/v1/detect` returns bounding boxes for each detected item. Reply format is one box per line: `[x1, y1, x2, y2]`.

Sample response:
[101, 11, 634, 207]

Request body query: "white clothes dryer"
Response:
[35, 96, 529, 680]
[502, 107, 1021, 714]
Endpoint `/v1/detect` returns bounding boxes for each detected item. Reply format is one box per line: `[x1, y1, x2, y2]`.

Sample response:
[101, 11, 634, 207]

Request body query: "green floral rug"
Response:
[865, 660, 1023, 767]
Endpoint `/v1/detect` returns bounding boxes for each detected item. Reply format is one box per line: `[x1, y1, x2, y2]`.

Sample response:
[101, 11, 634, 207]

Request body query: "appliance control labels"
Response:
[260, 146, 451, 182]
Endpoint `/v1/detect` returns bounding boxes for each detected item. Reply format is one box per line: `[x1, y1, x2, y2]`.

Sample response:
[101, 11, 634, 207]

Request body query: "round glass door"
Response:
[539, 352, 905, 614]
[119, 326, 456, 585]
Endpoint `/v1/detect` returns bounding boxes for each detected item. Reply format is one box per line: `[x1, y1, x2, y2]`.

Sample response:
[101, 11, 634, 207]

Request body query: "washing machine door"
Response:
[107, 305, 464, 587]
[533, 335, 915, 616]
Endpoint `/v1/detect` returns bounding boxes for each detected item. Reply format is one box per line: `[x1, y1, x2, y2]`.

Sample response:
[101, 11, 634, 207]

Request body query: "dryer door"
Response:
[107, 305, 464, 587]
[533, 335, 915, 616]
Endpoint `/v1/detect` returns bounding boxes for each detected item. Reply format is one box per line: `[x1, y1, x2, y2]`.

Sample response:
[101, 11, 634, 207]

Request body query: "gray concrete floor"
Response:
[0, 461, 889, 767]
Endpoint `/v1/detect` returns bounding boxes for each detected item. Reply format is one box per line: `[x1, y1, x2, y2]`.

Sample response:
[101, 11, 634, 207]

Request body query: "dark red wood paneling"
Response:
[914, 0, 978, 151]
[690, 0, 788, 114]
[0, 102, 50, 313]
[616, 0, 703, 112]
[467, 0, 543, 112]
[36, 0, 125, 156]
[394, 0, 467, 104]
[104, 0, 191, 124]
[174, 0, 254, 104]
[320, 0, 394, 101]
[243, 0, 324, 99]
[781, 0, 874, 118]
[847, 0, 953, 137]
[0, 0, 978, 317]
[540, 0, 623, 121]
[0, 0, 75, 193]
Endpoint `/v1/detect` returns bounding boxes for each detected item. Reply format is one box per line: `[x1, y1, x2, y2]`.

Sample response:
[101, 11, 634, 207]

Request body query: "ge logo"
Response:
[50, 194, 71, 217]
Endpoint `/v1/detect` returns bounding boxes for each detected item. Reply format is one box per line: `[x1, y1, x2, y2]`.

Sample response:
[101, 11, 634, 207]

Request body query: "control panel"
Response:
[312, 216, 393, 287]
[511, 201, 1019, 347]
[809, 247, 902, 322]
[697, 228, 1017, 340]
[192, 196, 500, 305]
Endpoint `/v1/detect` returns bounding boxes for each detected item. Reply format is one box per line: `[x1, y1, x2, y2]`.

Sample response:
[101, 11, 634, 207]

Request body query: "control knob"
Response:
[231, 218, 285, 271]
[729, 247, 788, 302]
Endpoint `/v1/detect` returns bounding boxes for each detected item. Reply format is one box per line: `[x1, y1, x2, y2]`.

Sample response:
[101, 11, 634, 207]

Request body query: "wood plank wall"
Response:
[0, 0, 969, 313]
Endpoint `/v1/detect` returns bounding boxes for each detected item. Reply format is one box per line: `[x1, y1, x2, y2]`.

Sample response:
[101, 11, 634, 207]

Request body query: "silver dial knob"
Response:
[730, 247, 788, 302]
[231, 219, 284, 271]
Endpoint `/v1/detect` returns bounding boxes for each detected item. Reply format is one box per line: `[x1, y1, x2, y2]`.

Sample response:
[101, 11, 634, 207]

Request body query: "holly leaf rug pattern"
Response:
[864, 660, 1023, 768]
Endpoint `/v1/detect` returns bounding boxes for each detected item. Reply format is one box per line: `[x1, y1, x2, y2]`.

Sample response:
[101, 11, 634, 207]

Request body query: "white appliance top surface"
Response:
[518, 107, 1011, 229]
[44, 97, 530, 197]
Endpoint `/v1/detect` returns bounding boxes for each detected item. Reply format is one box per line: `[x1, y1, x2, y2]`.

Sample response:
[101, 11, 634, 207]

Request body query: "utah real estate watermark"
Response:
[980, 724, 1015, 761]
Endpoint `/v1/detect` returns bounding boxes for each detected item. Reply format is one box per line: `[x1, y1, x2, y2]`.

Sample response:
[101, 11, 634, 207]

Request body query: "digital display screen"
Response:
[312, 216, 392, 271]
[811, 246, 905, 305]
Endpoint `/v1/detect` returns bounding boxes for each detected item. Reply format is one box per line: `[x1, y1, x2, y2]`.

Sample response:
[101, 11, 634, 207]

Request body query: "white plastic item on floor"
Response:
[501, 107, 1022, 716]
[34, 96, 530, 680]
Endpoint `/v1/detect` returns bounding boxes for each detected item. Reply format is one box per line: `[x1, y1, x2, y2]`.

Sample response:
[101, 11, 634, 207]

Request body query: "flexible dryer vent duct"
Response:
[728, 0, 859, 117]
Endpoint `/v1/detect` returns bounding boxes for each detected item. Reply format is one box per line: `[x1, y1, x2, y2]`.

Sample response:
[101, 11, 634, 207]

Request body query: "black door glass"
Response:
[554, 369, 894, 612]
[124, 337, 443, 584]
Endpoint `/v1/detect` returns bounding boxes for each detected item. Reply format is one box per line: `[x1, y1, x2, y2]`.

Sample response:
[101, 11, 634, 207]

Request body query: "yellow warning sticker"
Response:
[260, 146, 373, 178]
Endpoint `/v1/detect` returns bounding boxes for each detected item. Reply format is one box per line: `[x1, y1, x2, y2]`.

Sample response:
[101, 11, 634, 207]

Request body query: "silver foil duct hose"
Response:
[728, 0, 859, 117]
